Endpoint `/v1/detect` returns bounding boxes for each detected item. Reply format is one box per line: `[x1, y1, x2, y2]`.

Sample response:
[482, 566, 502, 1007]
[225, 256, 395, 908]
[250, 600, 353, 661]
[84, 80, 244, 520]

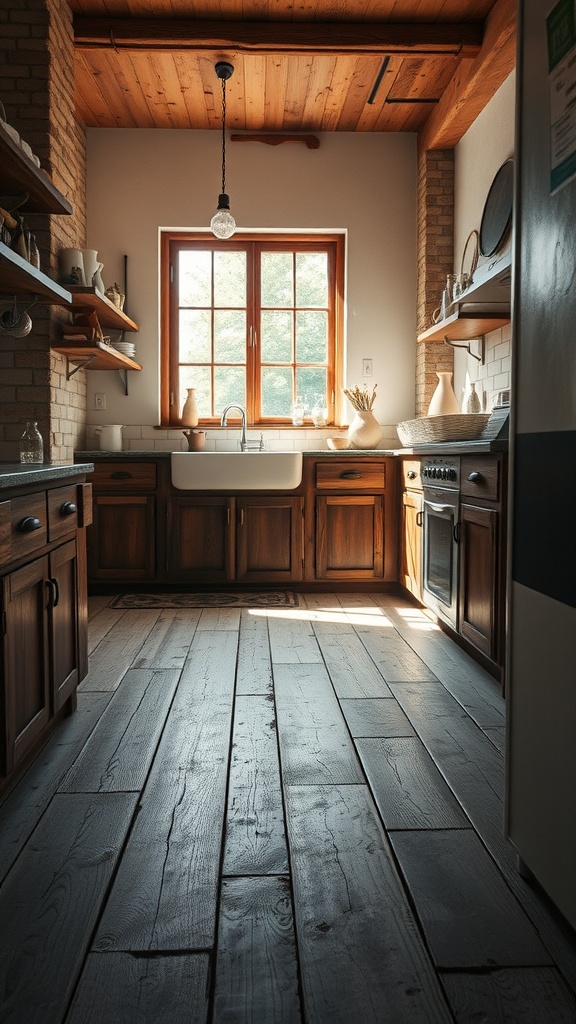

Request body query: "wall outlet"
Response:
[94, 393, 107, 410]
[362, 358, 373, 377]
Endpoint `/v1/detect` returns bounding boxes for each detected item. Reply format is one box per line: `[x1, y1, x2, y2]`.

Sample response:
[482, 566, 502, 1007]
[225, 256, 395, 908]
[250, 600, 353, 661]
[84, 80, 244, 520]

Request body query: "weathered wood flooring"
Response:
[1, 592, 576, 1023]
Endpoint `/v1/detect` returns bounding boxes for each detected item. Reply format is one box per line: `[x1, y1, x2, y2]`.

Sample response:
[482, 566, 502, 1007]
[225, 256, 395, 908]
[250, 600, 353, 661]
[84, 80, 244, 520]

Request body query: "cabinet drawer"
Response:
[8, 492, 47, 561]
[47, 484, 80, 541]
[90, 462, 157, 491]
[401, 459, 422, 491]
[315, 461, 386, 491]
[460, 457, 501, 502]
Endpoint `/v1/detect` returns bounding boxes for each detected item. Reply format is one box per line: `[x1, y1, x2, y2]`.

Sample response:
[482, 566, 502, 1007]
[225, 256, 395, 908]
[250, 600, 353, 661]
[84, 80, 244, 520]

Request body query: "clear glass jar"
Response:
[291, 396, 305, 426]
[311, 394, 328, 427]
[20, 421, 43, 464]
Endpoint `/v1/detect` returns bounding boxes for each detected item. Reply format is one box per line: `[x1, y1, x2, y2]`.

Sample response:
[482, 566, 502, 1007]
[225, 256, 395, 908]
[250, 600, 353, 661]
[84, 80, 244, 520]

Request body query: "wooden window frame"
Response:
[160, 231, 345, 428]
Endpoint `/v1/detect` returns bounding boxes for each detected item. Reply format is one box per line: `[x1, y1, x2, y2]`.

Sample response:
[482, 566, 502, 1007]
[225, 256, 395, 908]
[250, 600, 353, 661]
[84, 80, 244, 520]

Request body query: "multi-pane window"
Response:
[160, 234, 343, 426]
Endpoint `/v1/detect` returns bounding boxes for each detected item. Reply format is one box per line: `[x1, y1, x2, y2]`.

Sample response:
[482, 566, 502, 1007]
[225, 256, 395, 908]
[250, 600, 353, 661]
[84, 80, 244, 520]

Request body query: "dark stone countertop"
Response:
[75, 449, 397, 459]
[0, 462, 94, 491]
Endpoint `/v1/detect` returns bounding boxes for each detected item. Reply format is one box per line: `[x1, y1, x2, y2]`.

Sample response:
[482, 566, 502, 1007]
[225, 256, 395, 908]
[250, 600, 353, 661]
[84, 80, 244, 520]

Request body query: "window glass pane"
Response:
[261, 310, 293, 362]
[296, 367, 327, 412]
[214, 310, 246, 363]
[214, 251, 246, 307]
[179, 310, 211, 362]
[261, 252, 293, 307]
[214, 366, 246, 412]
[179, 366, 211, 418]
[261, 366, 293, 416]
[179, 251, 211, 306]
[295, 311, 328, 363]
[296, 252, 328, 307]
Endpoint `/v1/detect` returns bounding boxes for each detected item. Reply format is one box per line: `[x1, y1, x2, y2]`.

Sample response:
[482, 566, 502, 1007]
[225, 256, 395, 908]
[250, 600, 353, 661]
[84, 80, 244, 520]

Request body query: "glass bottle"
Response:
[20, 421, 44, 464]
[291, 396, 305, 426]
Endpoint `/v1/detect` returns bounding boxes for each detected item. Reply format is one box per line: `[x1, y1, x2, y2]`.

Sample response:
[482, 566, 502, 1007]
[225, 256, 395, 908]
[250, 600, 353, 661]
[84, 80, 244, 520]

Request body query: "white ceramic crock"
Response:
[94, 424, 123, 451]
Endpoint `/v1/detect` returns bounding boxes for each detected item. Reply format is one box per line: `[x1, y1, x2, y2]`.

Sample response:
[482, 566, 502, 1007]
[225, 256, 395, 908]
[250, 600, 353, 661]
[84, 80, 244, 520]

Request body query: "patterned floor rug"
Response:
[109, 591, 300, 609]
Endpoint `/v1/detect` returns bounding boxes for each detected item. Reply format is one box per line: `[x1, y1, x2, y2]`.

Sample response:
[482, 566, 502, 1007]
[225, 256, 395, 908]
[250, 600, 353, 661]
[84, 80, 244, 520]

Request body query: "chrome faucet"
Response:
[220, 404, 247, 450]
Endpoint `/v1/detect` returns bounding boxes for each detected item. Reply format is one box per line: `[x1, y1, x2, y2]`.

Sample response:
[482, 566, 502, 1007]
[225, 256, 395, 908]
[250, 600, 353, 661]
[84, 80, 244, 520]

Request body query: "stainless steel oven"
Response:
[421, 456, 460, 629]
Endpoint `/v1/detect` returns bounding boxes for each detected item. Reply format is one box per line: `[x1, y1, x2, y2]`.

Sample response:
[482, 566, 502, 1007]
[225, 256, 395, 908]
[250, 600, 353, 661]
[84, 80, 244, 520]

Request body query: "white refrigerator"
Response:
[507, 0, 576, 928]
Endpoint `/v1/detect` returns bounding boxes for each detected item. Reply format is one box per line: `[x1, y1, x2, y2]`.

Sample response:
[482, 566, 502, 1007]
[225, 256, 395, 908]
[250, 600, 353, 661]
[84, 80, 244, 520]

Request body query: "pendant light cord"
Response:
[220, 77, 227, 195]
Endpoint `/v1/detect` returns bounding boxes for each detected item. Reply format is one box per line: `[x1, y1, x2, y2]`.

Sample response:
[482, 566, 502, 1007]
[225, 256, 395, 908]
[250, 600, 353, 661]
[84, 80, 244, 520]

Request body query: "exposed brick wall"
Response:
[416, 149, 455, 416]
[0, 0, 86, 463]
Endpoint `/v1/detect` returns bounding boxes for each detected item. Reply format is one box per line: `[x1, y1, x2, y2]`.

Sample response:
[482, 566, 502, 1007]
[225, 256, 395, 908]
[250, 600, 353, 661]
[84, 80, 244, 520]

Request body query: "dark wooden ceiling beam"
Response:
[74, 18, 483, 58]
[418, 0, 516, 152]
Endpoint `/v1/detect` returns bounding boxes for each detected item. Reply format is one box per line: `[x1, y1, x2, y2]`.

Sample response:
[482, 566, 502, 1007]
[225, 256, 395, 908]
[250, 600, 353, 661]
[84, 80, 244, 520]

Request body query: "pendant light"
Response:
[210, 61, 236, 239]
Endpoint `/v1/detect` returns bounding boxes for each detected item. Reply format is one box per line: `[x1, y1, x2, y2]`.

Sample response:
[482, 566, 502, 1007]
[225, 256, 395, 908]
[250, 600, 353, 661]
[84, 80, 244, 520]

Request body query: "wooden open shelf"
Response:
[52, 338, 142, 372]
[68, 285, 139, 332]
[0, 241, 71, 304]
[0, 121, 72, 215]
[417, 309, 510, 344]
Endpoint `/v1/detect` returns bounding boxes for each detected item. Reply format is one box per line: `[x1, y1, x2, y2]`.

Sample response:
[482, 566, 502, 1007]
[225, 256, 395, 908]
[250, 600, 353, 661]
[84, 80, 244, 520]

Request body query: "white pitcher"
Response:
[81, 249, 101, 289]
[94, 424, 123, 451]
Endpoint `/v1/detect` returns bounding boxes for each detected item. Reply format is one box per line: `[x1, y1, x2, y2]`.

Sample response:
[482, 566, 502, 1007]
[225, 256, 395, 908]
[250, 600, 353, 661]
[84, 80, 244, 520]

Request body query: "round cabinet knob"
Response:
[467, 471, 482, 483]
[407, 470, 416, 479]
[18, 516, 42, 533]
[60, 501, 77, 516]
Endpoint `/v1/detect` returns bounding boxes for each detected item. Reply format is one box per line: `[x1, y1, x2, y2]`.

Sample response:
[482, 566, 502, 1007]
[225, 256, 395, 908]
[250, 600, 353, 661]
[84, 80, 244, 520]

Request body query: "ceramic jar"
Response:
[181, 388, 199, 427]
[60, 248, 85, 284]
[94, 424, 123, 451]
[428, 372, 460, 416]
[347, 410, 383, 449]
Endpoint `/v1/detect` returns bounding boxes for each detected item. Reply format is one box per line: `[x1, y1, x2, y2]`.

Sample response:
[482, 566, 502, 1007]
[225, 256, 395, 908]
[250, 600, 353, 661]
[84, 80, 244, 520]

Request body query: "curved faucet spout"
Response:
[220, 404, 247, 450]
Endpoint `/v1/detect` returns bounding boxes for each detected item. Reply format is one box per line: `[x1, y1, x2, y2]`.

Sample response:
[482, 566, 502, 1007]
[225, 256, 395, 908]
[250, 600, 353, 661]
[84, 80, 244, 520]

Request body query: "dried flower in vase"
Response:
[343, 383, 377, 411]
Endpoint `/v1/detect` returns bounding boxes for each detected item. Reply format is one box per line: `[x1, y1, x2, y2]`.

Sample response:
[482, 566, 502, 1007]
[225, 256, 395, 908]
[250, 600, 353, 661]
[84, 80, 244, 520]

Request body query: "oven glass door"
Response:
[423, 491, 458, 626]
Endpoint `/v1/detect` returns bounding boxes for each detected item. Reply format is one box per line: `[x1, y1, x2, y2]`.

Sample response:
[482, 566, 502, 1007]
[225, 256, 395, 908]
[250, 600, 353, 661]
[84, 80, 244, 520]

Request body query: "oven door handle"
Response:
[426, 501, 454, 514]
[453, 521, 461, 543]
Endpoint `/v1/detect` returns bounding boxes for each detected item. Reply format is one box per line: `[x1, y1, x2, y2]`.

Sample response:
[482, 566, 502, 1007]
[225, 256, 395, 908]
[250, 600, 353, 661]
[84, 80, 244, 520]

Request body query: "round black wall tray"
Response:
[479, 158, 514, 257]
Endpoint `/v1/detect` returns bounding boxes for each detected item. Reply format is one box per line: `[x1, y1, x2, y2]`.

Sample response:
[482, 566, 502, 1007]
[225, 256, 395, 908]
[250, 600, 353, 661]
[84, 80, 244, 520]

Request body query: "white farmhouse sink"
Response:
[171, 451, 303, 490]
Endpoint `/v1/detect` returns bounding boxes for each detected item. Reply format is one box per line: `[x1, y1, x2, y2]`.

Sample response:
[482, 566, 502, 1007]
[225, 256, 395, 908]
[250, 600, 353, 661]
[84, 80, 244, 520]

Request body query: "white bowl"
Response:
[327, 437, 350, 450]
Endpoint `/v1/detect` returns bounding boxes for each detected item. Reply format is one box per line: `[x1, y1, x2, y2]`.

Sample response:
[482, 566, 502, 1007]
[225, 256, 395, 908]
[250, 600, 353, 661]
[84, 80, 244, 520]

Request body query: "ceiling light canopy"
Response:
[210, 61, 236, 240]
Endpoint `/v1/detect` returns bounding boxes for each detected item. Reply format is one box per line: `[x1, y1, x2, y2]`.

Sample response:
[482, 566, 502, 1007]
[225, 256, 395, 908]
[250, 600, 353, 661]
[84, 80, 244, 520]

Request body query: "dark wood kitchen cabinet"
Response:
[167, 496, 234, 582]
[458, 454, 506, 666]
[1, 475, 91, 795]
[312, 458, 396, 582]
[87, 462, 156, 581]
[236, 496, 304, 582]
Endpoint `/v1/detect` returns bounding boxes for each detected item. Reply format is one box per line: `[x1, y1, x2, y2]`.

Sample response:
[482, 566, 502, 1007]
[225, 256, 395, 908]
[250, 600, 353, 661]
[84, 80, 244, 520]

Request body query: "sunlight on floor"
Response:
[393, 604, 443, 632]
[249, 605, 395, 628]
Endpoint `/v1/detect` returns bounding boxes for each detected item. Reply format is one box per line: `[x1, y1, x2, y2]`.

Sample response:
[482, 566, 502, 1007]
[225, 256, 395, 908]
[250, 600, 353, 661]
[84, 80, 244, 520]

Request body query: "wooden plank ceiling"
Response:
[70, 0, 515, 146]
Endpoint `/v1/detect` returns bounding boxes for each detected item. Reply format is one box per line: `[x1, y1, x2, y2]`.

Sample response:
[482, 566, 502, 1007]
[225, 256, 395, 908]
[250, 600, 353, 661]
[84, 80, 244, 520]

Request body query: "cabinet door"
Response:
[2, 556, 50, 773]
[401, 489, 423, 600]
[458, 503, 499, 658]
[49, 539, 79, 712]
[88, 494, 155, 580]
[168, 497, 235, 582]
[236, 497, 304, 582]
[316, 495, 384, 579]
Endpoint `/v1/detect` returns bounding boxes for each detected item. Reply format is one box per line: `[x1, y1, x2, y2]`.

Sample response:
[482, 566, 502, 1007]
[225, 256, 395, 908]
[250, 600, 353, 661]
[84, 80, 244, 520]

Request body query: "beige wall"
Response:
[453, 71, 516, 408]
[84, 130, 417, 447]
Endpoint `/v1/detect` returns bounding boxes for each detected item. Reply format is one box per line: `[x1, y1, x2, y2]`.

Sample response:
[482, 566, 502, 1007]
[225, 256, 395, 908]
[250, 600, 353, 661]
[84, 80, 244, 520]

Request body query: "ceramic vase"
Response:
[181, 387, 199, 427]
[464, 381, 482, 413]
[428, 371, 460, 416]
[347, 410, 383, 449]
[81, 249, 100, 288]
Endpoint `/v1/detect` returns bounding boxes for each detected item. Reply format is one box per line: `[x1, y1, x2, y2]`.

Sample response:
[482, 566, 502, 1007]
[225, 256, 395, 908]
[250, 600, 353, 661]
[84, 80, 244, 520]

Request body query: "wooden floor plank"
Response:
[274, 663, 364, 784]
[80, 609, 162, 691]
[196, 607, 241, 630]
[268, 611, 324, 664]
[357, 628, 438, 683]
[133, 609, 200, 669]
[356, 736, 469, 830]
[236, 609, 273, 695]
[224, 694, 288, 876]
[339, 696, 414, 736]
[59, 669, 180, 793]
[67, 951, 210, 1024]
[390, 829, 552, 969]
[314, 631, 393, 697]
[87, 605, 126, 654]
[93, 632, 238, 952]
[285, 784, 452, 1023]
[213, 876, 301, 1023]
[88, 594, 111, 619]
[0, 692, 112, 882]
[485, 725, 506, 754]
[0, 792, 137, 1024]
[441, 966, 576, 1023]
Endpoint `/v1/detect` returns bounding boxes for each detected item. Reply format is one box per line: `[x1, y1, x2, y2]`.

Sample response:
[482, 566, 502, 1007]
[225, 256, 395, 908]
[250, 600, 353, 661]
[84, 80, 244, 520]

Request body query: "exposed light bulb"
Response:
[210, 193, 236, 239]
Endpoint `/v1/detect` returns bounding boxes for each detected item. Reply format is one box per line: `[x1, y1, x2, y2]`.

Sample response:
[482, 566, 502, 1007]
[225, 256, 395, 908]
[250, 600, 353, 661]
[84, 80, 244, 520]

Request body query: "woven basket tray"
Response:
[397, 413, 490, 446]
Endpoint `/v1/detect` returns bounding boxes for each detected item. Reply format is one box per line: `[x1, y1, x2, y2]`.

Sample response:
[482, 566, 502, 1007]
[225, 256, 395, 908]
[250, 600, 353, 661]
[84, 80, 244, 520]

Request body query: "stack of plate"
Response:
[111, 340, 136, 359]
